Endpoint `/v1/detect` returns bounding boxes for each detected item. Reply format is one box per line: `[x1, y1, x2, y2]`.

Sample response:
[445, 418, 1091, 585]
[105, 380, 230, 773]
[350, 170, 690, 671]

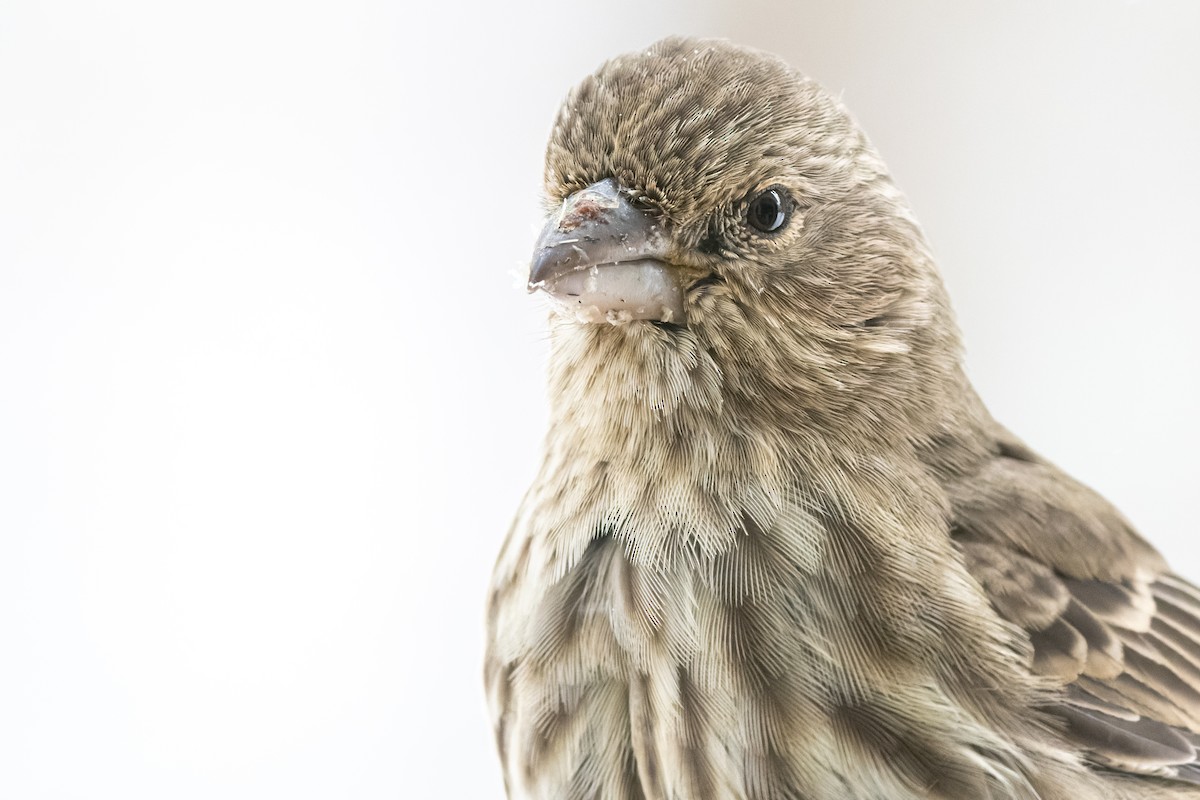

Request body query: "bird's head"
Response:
[531, 37, 967, 444]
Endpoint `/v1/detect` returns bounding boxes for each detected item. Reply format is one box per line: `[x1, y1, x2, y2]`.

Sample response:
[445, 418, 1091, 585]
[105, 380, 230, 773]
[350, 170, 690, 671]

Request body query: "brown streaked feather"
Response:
[1158, 578, 1200, 617]
[1029, 619, 1088, 682]
[1157, 594, 1200, 641]
[959, 540, 1070, 631]
[1062, 600, 1125, 680]
[949, 456, 1165, 583]
[1120, 650, 1200, 729]
[954, 443, 1200, 784]
[1066, 684, 1141, 721]
[1105, 671, 1195, 731]
[829, 699, 994, 799]
[1055, 704, 1195, 768]
[1151, 617, 1200, 676]
[1065, 579, 1156, 632]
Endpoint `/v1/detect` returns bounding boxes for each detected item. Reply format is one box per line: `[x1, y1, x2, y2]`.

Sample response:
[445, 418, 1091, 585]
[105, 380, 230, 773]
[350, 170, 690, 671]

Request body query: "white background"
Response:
[1, 2, 1197, 798]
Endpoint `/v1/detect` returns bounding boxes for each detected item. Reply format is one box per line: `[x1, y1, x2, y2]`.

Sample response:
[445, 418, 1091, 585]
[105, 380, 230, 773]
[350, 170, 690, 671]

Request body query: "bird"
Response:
[484, 36, 1200, 800]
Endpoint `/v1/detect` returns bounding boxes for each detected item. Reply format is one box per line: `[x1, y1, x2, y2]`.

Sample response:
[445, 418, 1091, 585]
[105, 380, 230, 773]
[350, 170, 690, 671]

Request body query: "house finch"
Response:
[485, 37, 1200, 799]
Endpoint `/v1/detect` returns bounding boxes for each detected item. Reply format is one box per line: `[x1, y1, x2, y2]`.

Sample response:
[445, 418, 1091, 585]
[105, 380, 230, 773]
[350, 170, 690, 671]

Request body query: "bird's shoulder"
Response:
[948, 431, 1200, 785]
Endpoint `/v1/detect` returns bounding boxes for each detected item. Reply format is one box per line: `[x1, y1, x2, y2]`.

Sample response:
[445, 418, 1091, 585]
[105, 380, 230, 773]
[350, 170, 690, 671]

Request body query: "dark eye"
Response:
[746, 187, 789, 233]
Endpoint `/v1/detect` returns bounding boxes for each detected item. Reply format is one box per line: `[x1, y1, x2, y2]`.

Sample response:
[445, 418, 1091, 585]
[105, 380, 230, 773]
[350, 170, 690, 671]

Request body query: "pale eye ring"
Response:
[747, 187, 790, 233]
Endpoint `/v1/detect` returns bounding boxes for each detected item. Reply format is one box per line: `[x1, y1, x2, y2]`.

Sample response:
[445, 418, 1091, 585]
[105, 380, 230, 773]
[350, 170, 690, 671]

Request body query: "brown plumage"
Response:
[485, 37, 1200, 799]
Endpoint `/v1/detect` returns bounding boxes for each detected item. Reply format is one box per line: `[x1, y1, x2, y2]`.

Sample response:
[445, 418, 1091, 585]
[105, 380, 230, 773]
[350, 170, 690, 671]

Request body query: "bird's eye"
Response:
[746, 187, 789, 234]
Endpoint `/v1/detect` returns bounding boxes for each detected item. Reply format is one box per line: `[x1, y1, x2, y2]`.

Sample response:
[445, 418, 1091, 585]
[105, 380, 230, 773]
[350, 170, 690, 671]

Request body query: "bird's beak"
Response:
[528, 178, 687, 324]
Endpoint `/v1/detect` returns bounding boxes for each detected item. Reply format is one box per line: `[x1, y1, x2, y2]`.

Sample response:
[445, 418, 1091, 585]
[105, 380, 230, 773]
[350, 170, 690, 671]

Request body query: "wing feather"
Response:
[951, 437, 1200, 785]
